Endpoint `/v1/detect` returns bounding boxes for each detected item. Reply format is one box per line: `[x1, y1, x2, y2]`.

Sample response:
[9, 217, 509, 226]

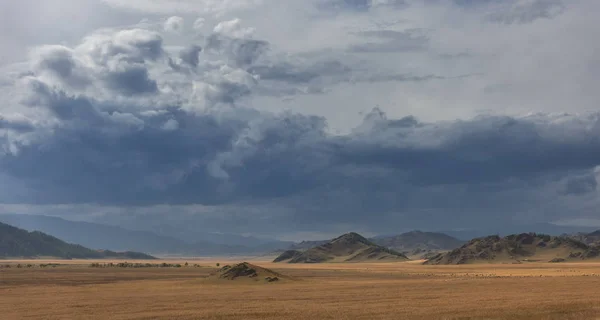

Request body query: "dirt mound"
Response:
[207, 262, 291, 283]
[274, 232, 409, 263]
[424, 233, 597, 265]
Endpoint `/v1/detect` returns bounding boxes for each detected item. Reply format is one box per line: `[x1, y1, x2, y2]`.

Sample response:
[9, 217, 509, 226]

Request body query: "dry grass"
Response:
[2, 259, 600, 319]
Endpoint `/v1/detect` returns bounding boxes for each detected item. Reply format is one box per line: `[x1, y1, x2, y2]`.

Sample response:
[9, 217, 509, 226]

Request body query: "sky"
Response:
[1, 0, 600, 241]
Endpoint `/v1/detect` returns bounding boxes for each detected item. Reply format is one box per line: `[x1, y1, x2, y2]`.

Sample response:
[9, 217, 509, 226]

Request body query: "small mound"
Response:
[207, 262, 292, 283]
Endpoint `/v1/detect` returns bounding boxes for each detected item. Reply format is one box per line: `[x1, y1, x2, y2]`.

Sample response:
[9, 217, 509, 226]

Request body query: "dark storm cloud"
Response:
[5, 83, 600, 208]
[333, 113, 600, 186]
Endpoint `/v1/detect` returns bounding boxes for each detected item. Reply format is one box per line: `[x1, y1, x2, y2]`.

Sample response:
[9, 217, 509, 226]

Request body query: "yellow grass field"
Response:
[2, 259, 600, 320]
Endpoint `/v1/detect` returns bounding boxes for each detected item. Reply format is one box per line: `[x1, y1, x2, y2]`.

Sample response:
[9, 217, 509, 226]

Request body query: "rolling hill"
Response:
[424, 233, 599, 265]
[0, 222, 156, 259]
[274, 232, 409, 263]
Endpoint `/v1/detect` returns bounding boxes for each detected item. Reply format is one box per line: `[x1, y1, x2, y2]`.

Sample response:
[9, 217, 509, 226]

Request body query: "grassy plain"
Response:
[2, 258, 600, 320]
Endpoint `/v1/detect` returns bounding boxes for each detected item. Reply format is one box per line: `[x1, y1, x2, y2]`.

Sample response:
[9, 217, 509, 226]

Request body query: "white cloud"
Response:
[193, 17, 206, 31]
[163, 16, 184, 33]
[213, 19, 254, 38]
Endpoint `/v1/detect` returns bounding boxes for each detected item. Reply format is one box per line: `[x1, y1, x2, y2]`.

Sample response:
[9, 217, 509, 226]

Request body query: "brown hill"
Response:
[274, 232, 409, 263]
[206, 262, 291, 283]
[424, 233, 599, 265]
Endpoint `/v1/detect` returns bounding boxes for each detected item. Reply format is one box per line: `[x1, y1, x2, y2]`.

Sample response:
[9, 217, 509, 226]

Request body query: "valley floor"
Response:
[2, 259, 600, 319]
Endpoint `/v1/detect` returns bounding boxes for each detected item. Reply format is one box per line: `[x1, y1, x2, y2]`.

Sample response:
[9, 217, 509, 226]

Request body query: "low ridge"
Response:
[424, 233, 599, 265]
[274, 232, 409, 263]
[0, 222, 156, 259]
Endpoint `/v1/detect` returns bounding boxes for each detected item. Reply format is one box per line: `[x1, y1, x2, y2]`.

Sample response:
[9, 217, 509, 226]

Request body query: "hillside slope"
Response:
[274, 232, 409, 263]
[372, 230, 464, 251]
[424, 233, 599, 265]
[0, 222, 156, 259]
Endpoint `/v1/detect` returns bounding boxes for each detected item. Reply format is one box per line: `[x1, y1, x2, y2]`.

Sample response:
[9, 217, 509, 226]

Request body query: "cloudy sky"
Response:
[1, 0, 600, 240]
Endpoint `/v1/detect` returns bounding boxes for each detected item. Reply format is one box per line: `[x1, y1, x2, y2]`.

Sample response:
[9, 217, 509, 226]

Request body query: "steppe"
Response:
[2, 258, 600, 320]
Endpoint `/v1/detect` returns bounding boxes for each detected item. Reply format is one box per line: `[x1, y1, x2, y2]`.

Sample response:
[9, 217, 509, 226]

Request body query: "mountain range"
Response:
[286, 231, 463, 257]
[3, 213, 599, 260]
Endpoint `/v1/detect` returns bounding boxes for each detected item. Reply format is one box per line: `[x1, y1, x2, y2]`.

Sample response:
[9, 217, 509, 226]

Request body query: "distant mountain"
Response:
[0, 222, 156, 259]
[288, 240, 329, 251]
[425, 233, 599, 265]
[372, 230, 464, 252]
[274, 232, 409, 263]
[0, 214, 292, 256]
[0, 214, 195, 254]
